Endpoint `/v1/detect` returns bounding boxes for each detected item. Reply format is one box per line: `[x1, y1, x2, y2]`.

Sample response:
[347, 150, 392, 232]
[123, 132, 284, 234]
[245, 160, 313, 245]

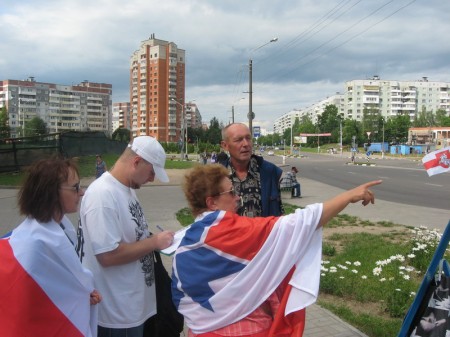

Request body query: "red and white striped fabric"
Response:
[0, 217, 97, 337]
[422, 147, 450, 177]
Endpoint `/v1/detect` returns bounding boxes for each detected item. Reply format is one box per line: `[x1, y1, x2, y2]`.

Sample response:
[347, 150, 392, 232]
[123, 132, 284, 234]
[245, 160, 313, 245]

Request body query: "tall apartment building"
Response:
[112, 102, 131, 131]
[130, 34, 185, 142]
[185, 102, 202, 129]
[344, 76, 450, 121]
[0, 77, 112, 137]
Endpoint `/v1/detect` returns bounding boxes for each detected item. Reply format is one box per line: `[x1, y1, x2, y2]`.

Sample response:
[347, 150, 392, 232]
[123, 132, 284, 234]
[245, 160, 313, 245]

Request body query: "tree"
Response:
[205, 117, 222, 145]
[111, 127, 131, 142]
[298, 115, 316, 147]
[435, 109, 450, 127]
[0, 106, 11, 139]
[385, 115, 410, 144]
[342, 119, 363, 147]
[24, 117, 47, 137]
[316, 105, 340, 143]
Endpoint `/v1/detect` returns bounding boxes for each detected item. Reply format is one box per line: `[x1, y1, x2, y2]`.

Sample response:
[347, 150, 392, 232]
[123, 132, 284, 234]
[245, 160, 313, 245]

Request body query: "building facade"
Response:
[273, 94, 343, 134]
[408, 126, 450, 149]
[112, 102, 131, 131]
[130, 34, 185, 142]
[0, 77, 112, 137]
[344, 76, 450, 121]
[185, 102, 202, 129]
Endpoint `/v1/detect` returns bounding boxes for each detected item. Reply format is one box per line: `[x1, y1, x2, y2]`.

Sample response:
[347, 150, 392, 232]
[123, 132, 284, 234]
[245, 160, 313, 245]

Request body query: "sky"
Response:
[1, 0, 449, 131]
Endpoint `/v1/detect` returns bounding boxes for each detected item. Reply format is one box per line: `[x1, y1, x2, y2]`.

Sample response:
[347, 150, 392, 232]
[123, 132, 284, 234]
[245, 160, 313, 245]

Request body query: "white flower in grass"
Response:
[353, 261, 361, 266]
[321, 266, 328, 272]
[407, 254, 416, 258]
[361, 275, 367, 279]
[410, 292, 416, 297]
[403, 275, 410, 280]
[399, 266, 405, 270]
[395, 288, 401, 291]
[321, 273, 325, 276]
[373, 267, 382, 276]
[352, 269, 358, 274]
[380, 278, 386, 282]
[339, 276, 345, 279]
[345, 261, 351, 265]
[329, 268, 337, 273]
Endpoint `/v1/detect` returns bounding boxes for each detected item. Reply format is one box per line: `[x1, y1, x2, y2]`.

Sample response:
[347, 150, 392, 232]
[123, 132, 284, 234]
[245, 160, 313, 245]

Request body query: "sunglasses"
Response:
[60, 182, 81, 193]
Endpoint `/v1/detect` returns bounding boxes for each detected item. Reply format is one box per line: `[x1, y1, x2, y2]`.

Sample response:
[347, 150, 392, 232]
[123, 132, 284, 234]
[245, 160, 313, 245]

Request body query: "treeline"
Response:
[257, 105, 450, 148]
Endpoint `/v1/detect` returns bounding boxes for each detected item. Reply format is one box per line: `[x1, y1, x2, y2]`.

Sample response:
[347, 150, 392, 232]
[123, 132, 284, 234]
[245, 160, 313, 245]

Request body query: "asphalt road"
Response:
[267, 152, 450, 210]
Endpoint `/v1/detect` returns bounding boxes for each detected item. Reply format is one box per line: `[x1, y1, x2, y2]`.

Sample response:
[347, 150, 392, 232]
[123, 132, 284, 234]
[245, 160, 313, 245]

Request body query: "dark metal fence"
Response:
[0, 131, 127, 173]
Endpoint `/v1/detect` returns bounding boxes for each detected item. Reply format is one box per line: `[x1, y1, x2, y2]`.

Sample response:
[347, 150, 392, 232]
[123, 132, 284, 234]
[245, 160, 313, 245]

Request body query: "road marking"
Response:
[425, 183, 443, 187]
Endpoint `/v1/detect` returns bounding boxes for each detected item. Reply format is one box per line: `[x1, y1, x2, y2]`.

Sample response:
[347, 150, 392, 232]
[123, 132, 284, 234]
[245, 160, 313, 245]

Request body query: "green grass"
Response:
[175, 202, 445, 337]
[0, 154, 196, 186]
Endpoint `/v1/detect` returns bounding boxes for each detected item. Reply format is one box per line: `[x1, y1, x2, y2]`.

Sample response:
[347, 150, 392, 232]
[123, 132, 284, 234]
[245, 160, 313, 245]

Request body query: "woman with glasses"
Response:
[0, 157, 101, 337]
[172, 164, 381, 337]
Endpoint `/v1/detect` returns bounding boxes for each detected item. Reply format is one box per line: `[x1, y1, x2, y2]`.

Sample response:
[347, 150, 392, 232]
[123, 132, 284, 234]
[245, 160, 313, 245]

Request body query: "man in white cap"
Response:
[78, 136, 175, 337]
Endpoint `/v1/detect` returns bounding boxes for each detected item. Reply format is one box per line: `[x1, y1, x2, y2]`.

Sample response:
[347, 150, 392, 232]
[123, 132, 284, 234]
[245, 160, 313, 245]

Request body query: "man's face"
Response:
[221, 125, 253, 163]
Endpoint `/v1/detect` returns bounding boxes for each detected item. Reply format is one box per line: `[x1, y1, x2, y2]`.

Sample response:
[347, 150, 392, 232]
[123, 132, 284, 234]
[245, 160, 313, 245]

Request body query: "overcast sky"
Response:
[1, 0, 448, 131]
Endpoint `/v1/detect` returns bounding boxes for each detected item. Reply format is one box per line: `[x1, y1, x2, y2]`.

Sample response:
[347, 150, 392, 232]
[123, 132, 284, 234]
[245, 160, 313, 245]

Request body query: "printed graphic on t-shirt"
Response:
[129, 200, 155, 286]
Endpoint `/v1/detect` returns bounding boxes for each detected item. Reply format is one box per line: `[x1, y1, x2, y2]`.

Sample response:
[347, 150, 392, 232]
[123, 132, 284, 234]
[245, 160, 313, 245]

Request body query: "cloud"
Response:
[1, 0, 449, 131]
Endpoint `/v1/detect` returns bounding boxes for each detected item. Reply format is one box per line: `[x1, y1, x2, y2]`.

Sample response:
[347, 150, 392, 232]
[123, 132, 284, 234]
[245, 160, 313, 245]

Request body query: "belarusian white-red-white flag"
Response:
[422, 147, 450, 177]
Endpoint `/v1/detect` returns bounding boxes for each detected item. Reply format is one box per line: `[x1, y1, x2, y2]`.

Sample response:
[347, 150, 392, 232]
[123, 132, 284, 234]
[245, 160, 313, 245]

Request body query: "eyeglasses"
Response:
[216, 187, 235, 197]
[60, 182, 81, 193]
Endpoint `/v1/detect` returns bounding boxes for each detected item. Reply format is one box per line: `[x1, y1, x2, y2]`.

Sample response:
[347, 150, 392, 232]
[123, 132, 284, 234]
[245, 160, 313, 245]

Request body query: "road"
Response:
[266, 152, 450, 210]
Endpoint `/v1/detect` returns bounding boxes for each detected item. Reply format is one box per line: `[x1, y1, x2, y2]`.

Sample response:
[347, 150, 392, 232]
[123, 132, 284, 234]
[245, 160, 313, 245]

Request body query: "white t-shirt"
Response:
[78, 172, 156, 328]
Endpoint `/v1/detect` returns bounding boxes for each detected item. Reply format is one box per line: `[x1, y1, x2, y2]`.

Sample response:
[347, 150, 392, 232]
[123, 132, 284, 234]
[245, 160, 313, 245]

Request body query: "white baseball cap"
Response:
[128, 136, 169, 183]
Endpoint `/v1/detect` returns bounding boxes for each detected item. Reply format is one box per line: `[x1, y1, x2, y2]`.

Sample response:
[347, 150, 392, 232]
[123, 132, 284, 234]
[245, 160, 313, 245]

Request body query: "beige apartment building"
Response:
[130, 34, 185, 142]
[344, 76, 450, 121]
[0, 77, 112, 137]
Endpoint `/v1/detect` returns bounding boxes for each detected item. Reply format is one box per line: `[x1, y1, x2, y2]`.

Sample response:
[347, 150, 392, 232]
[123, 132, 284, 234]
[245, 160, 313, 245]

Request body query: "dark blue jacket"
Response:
[223, 155, 283, 217]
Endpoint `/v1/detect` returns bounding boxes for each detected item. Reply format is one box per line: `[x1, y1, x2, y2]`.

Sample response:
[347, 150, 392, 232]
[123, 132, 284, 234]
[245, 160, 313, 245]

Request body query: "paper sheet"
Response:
[159, 225, 191, 256]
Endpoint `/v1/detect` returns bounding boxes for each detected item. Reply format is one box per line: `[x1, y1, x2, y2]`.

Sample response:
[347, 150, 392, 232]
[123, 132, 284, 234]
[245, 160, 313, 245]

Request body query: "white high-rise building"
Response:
[344, 76, 450, 121]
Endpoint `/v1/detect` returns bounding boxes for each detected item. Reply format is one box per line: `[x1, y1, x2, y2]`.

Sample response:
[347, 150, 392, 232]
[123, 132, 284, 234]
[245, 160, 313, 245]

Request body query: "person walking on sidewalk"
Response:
[78, 136, 175, 337]
[220, 123, 283, 217]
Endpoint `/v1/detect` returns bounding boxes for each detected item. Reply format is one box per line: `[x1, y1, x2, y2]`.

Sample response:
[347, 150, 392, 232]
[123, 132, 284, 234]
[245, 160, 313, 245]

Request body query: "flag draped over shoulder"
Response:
[422, 147, 450, 176]
[172, 204, 323, 335]
[0, 217, 97, 337]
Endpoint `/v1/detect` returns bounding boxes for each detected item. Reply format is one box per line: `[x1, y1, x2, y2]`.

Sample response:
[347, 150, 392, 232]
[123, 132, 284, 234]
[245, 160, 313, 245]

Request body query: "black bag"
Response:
[143, 251, 184, 337]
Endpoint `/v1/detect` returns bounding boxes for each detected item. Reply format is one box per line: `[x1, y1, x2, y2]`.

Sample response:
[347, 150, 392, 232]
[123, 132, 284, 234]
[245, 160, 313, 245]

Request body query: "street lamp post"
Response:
[290, 117, 293, 156]
[248, 37, 278, 134]
[171, 98, 186, 160]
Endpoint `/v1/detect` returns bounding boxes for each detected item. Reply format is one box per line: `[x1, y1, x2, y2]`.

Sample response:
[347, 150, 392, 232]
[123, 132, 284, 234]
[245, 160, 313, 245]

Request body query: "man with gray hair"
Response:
[78, 136, 174, 337]
[220, 123, 283, 217]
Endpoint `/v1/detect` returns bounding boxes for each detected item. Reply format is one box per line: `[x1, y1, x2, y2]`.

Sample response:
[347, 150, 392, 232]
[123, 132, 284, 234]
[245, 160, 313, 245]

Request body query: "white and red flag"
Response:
[422, 147, 450, 177]
[0, 217, 97, 337]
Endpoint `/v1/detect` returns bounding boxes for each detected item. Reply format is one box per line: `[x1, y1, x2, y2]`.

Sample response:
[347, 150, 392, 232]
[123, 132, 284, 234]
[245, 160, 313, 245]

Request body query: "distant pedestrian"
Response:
[95, 154, 107, 178]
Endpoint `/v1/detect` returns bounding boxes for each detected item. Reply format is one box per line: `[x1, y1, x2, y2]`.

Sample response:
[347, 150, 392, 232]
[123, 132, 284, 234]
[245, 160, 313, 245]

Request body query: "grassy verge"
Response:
[175, 203, 446, 337]
[0, 154, 196, 186]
